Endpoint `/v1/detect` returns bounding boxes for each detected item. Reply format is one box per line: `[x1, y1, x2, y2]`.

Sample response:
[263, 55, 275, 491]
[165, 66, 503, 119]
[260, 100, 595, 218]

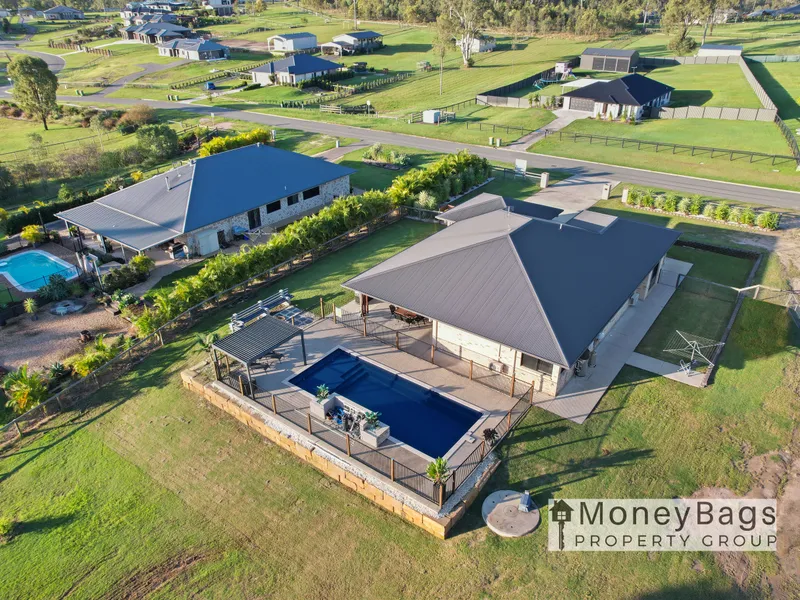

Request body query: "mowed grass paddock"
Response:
[644, 64, 760, 108]
[0, 215, 797, 599]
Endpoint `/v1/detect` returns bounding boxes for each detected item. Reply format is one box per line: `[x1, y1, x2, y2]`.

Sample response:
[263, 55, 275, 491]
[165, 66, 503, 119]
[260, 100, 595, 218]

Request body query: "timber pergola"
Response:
[211, 315, 307, 399]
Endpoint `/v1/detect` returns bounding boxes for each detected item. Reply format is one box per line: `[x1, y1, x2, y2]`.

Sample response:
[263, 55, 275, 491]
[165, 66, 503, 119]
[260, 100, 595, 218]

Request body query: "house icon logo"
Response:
[550, 499, 574, 550]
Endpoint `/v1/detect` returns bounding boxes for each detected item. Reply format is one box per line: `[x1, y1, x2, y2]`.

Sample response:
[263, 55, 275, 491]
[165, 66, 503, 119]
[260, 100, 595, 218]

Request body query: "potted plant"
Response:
[426, 457, 450, 485]
[309, 383, 335, 420]
[23, 298, 37, 321]
[363, 410, 381, 430]
[482, 427, 498, 447]
[359, 411, 390, 448]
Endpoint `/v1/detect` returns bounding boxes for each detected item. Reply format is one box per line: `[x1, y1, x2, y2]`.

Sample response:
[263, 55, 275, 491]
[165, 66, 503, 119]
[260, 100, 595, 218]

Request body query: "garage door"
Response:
[196, 229, 220, 256]
[568, 97, 595, 112]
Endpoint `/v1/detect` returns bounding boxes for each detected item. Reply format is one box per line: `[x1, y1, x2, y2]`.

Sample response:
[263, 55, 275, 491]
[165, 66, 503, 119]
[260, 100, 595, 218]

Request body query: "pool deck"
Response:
[243, 317, 519, 476]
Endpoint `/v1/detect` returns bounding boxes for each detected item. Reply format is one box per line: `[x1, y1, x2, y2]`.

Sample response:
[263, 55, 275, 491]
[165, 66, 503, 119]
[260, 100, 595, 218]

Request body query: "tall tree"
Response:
[7, 55, 57, 131]
[662, 0, 710, 55]
[443, 0, 489, 67]
[431, 15, 454, 95]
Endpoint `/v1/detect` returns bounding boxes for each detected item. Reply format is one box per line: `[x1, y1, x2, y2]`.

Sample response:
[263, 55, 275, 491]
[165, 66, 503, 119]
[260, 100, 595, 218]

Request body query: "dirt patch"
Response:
[0, 301, 130, 371]
[730, 213, 800, 290]
[222, 38, 270, 53]
[105, 551, 208, 600]
[197, 118, 236, 130]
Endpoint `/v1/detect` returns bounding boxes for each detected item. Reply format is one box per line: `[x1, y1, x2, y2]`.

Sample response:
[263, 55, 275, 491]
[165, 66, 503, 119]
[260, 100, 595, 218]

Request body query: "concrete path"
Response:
[626, 352, 705, 388]
[93, 60, 191, 98]
[50, 97, 800, 209]
[527, 173, 617, 213]
[314, 141, 367, 161]
[507, 108, 590, 151]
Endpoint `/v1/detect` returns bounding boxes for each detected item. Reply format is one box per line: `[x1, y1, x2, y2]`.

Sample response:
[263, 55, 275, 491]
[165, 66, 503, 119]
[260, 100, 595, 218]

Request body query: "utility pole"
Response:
[353, 0, 357, 30]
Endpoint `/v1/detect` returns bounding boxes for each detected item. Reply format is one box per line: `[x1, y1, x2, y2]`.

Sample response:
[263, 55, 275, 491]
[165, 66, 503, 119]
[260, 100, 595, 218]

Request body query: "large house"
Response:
[43, 5, 84, 20]
[457, 34, 496, 54]
[202, 0, 234, 16]
[56, 144, 354, 258]
[579, 48, 639, 73]
[250, 54, 341, 86]
[120, 11, 177, 26]
[562, 73, 673, 120]
[157, 38, 229, 61]
[320, 31, 383, 56]
[123, 21, 191, 43]
[344, 193, 679, 397]
[267, 32, 318, 53]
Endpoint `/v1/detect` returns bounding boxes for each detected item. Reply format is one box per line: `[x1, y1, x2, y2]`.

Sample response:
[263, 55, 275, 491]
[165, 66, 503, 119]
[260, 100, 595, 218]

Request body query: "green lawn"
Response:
[1, 215, 797, 598]
[645, 64, 760, 108]
[57, 44, 177, 86]
[532, 118, 799, 191]
[337, 144, 442, 191]
[750, 61, 800, 142]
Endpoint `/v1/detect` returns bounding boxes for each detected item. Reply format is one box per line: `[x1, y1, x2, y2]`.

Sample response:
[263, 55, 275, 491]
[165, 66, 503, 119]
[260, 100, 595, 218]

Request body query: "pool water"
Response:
[291, 348, 482, 458]
[0, 250, 79, 292]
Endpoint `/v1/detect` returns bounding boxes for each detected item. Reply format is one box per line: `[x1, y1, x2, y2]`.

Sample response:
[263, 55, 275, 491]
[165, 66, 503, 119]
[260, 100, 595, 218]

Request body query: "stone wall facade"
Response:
[182, 176, 350, 256]
[181, 363, 497, 538]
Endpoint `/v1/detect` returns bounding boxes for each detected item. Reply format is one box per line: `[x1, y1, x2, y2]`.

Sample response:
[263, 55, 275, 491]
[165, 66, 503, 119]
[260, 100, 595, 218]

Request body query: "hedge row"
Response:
[132, 151, 486, 335]
[198, 128, 272, 157]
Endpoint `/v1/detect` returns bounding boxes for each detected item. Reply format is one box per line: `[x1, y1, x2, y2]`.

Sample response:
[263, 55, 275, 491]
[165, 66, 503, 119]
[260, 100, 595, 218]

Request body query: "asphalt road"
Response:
[45, 95, 800, 210]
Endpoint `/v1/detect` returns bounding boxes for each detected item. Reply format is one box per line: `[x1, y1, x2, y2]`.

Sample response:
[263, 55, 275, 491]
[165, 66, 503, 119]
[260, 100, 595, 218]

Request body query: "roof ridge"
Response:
[180, 160, 197, 233]
[345, 228, 520, 288]
[505, 233, 569, 366]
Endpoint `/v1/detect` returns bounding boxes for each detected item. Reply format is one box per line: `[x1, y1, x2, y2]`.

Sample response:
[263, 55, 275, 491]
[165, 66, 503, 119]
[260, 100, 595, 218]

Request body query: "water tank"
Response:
[422, 110, 441, 124]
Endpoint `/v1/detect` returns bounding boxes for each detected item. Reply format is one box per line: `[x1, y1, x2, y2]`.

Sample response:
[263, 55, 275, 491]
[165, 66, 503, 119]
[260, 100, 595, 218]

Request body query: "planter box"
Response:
[359, 422, 390, 449]
[309, 395, 336, 420]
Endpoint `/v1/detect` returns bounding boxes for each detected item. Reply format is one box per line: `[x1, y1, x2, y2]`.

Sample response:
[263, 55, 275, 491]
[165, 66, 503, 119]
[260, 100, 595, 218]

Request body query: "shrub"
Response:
[702, 203, 716, 219]
[103, 263, 149, 293]
[120, 104, 155, 129]
[689, 195, 704, 215]
[663, 193, 679, 213]
[129, 254, 155, 275]
[0, 516, 15, 543]
[198, 128, 271, 157]
[40, 274, 70, 302]
[715, 202, 730, 222]
[362, 142, 383, 161]
[131, 170, 144, 183]
[68, 281, 85, 297]
[757, 211, 780, 230]
[136, 124, 178, 161]
[20, 225, 44, 245]
[449, 174, 463, 196]
[654, 195, 665, 210]
[414, 190, 438, 210]
[677, 198, 691, 214]
[729, 207, 742, 224]
[639, 189, 654, 208]
[740, 207, 756, 226]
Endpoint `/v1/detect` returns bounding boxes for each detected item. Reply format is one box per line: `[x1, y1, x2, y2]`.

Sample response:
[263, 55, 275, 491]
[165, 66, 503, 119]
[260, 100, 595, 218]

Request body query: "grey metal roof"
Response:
[437, 193, 562, 224]
[157, 38, 227, 51]
[56, 144, 354, 250]
[213, 315, 302, 364]
[582, 47, 638, 57]
[250, 54, 341, 76]
[270, 32, 316, 40]
[699, 44, 743, 51]
[337, 30, 382, 40]
[345, 208, 679, 367]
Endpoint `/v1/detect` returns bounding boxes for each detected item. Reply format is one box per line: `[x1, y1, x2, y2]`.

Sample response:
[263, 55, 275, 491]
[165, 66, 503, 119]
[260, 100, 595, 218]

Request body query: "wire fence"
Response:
[546, 130, 799, 166]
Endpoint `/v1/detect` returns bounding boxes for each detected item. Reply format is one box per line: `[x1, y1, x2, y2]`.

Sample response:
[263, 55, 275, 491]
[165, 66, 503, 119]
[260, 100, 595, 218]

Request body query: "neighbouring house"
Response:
[437, 192, 563, 226]
[698, 43, 743, 57]
[320, 31, 383, 56]
[250, 54, 341, 86]
[157, 38, 229, 60]
[132, 0, 188, 12]
[123, 21, 192, 43]
[561, 73, 673, 120]
[56, 144, 354, 259]
[202, 0, 234, 16]
[43, 5, 84, 20]
[0, 9, 10, 17]
[344, 195, 679, 397]
[267, 32, 318, 53]
[17, 7, 41, 17]
[457, 33, 496, 53]
[120, 11, 177, 26]
[579, 48, 639, 73]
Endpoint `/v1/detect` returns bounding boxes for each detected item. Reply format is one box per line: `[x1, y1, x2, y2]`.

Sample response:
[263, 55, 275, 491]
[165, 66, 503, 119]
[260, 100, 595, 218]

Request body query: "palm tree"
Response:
[194, 332, 218, 354]
[426, 457, 450, 485]
[2, 364, 49, 415]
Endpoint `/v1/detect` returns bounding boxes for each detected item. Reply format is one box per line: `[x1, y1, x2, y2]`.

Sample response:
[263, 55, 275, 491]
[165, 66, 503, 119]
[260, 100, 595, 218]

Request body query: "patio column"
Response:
[212, 349, 221, 380]
[245, 363, 254, 400]
[300, 331, 307, 365]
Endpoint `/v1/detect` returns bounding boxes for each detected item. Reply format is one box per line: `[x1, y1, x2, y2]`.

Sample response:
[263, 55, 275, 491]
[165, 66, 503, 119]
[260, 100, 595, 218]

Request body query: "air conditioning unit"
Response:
[488, 361, 507, 374]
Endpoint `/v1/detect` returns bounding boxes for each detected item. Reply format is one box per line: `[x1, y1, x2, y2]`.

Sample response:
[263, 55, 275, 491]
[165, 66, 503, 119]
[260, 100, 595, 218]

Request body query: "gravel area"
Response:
[0, 300, 130, 371]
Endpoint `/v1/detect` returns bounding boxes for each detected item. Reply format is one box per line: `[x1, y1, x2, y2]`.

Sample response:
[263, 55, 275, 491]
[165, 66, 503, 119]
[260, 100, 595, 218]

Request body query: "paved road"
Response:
[40, 95, 800, 210]
[0, 44, 66, 73]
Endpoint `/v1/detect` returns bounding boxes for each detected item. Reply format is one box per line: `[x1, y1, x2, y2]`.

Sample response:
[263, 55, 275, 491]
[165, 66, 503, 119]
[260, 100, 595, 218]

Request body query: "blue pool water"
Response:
[0, 250, 78, 292]
[290, 348, 482, 458]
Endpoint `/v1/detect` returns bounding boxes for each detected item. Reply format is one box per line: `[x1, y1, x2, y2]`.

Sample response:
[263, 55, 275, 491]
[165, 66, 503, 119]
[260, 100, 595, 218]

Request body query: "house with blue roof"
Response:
[321, 31, 383, 56]
[250, 54, 342, 86]
[344, 193, 680, 400]
[267, 32, 318, 53]
[157, 38, 229, 61]
[56, 144, 354, 258]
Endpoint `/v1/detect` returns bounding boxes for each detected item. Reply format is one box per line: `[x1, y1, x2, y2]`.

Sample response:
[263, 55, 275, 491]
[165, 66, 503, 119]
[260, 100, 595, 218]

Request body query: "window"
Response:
[520, 353, 554, 375]
[247, 208, 261, 229]
[287, 193, 299, 206]
[303, 186, 320, 200]
[266, 200, 281, 214]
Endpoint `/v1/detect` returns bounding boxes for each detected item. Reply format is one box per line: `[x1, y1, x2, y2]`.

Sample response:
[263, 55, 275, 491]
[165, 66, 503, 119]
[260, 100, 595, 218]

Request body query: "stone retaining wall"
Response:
[181, 363, 499, 539]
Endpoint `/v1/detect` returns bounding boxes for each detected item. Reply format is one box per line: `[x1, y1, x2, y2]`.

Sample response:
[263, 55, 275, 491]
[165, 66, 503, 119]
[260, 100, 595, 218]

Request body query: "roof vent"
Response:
[165, 176, 171, 191]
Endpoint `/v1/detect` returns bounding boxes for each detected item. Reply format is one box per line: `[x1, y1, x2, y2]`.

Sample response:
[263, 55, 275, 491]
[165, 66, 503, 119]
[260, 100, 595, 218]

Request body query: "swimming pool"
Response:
[290, 348, 483, 458]
[0, 250, 79, 293]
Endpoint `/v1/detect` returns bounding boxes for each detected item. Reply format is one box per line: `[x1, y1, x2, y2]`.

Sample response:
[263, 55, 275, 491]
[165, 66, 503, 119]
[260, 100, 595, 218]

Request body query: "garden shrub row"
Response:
[198, 128, 272, 157]
[624, 187, 780, 231]
[132, 151, 487, 335]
